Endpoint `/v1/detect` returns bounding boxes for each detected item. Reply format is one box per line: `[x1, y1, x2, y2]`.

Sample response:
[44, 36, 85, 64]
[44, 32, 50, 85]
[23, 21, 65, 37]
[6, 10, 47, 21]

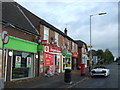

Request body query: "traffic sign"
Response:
[87, 46, 92, 48]
[1, 31, 9, 44]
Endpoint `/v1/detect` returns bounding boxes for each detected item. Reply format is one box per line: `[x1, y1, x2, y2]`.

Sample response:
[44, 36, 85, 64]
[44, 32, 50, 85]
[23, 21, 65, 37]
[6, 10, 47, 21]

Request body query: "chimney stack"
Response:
[64, 28, 67, 35]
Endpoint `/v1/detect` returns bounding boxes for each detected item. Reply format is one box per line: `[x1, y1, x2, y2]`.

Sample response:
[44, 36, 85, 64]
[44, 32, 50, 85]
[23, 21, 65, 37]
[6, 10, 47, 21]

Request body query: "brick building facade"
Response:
[0, 2, 82, 86]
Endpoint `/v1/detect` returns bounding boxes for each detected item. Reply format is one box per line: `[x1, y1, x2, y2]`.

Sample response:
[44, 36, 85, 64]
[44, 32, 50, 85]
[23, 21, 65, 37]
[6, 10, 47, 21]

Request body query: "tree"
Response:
[96, 49, 104, 59]
[104, 49, 114, 64]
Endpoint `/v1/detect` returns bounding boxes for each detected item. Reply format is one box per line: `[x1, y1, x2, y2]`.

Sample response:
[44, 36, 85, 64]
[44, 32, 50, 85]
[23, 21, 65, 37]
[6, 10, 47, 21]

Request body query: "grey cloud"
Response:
[16, 1, 118, 57]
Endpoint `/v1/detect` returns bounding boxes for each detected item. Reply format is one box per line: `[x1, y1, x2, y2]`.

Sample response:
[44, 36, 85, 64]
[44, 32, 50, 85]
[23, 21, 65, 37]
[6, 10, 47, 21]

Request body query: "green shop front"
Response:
[1, 36, 38, 81]
[62, 52, 72, 72]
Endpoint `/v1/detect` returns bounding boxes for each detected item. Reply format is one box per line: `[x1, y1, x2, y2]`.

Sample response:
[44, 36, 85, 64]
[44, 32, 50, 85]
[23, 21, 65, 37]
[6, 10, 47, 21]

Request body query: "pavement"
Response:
[5, 69, 90, 89]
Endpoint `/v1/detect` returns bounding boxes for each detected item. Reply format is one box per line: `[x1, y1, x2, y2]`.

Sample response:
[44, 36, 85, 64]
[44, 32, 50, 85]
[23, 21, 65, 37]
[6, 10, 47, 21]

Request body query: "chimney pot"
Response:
[64, 28, 67, 35]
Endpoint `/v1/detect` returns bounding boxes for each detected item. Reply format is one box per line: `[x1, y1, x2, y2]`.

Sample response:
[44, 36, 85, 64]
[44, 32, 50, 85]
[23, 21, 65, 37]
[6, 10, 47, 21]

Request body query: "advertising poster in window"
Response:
[44, 53, 54, 66]
[57, 55, 60, 73]
[39, 53, 44, 73]
[49, 65, 54, 74]
[27, 57, 32, 67]
[0, 50, 2, 79]
[15, 56, 21, 68]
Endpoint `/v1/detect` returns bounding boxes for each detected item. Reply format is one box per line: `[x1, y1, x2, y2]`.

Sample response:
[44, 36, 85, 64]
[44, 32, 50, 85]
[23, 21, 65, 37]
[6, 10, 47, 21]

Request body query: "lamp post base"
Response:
[0, 78, 4, 90]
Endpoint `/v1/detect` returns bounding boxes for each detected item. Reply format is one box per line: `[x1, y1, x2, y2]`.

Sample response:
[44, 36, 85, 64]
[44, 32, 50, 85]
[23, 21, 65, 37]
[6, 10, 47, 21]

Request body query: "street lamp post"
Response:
[89, 12, 107, 72]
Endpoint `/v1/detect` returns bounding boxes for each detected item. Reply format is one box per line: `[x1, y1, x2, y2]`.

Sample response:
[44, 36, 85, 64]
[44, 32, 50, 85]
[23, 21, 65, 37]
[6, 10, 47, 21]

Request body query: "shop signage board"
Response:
[44, 53, 54, 66]
[41, 40, 48, 46]
[44, 46, 61, 53]
[72, 53, 78, 58]
[15, 56, 21, 68]
[27, 57, 32, 67]
[49, 47, 61, 53]
[37, 45, 44, 51]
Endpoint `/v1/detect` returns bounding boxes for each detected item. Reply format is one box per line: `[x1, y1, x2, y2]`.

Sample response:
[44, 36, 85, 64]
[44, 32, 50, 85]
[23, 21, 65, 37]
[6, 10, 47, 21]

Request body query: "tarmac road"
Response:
[73, 62, 119, 88]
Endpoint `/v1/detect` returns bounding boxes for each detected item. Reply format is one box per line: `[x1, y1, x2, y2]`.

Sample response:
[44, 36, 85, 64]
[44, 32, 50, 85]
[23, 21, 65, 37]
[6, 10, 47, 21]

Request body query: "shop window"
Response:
[55, 32, 59, 46]
[39, 52, 44, 73]
[12, 51, 34, 79]
[0, 50, 2, 79]
[63, 57, 71, 70]
[72, 42, 74, 51]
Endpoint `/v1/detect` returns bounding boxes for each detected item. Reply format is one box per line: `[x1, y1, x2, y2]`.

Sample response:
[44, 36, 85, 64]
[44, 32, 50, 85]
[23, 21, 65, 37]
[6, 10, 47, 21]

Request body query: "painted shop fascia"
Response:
[0, 35, 44, 82]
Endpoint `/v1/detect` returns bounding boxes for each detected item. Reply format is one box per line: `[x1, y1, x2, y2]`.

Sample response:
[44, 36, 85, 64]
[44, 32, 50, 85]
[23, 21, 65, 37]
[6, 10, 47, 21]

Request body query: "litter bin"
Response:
[64, 69, 71, 83]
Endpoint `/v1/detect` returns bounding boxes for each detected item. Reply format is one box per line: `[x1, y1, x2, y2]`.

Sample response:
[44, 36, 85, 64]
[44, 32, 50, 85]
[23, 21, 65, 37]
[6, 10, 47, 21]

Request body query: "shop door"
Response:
[0, 49, 7, 81]
[55, 55, 60, 73]
[72, 57, 74, 70]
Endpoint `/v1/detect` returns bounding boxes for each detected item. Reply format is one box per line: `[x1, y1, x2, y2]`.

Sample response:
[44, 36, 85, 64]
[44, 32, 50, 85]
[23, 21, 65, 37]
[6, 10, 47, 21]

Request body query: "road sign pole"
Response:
[1, 31, 9, 89]
[1, 43, 5, 90]
[2, 43, 5, 78]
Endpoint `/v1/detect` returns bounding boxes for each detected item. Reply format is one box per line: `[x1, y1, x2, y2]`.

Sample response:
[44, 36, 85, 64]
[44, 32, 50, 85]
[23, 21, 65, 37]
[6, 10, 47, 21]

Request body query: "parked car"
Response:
[118, 60, 120, 65]
[90, 66, 110, 77]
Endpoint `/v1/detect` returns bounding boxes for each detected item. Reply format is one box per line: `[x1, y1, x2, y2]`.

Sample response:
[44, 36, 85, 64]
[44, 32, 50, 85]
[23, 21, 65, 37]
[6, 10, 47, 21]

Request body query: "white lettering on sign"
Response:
[49, 47, 61, 53]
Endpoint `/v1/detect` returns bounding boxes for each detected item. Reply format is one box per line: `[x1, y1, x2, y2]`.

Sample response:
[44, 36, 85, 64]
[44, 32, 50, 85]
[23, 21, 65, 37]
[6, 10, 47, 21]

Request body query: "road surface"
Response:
[73, 62, 119, 88]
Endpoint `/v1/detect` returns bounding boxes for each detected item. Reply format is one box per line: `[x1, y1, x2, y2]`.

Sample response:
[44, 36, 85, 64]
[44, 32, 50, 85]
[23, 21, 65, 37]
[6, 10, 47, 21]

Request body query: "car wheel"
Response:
[105, 75, 109, 77]
[91, 76, 94, 78]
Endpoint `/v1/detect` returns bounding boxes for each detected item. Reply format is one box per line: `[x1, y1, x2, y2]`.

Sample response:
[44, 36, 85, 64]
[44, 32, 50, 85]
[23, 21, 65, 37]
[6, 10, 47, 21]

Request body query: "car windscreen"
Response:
[94, 66, 105, 69]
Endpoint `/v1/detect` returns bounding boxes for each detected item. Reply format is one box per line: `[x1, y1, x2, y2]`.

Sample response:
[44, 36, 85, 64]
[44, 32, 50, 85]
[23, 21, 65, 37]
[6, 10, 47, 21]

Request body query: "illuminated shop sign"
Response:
[44, 46, 61, 53]
[49, 47, 61, 53]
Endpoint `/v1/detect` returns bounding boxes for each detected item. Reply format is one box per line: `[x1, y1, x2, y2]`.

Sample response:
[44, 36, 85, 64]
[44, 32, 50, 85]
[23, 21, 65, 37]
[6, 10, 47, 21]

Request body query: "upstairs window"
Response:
[72, 42, 74, 51]
[68, 40, 70, 49]
[44, 26, 49, 41]
[55, 32, 59, 46]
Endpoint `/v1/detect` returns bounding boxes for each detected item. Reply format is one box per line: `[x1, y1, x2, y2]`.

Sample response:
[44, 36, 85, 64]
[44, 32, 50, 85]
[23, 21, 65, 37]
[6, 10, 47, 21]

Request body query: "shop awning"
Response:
[62, 53, 72, 56]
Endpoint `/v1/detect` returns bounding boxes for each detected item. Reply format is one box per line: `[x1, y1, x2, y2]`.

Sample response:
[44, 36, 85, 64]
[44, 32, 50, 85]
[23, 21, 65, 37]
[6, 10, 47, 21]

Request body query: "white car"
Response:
[90, 66, 110, 77]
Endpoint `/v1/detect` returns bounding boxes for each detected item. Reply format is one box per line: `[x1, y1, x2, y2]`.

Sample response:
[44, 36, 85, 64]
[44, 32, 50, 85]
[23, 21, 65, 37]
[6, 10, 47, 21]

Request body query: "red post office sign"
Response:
[44, 46, 49, 52]
[49, 47, 62, 53]
[41, 40, 48, 46]
[44, 53, 54, 66]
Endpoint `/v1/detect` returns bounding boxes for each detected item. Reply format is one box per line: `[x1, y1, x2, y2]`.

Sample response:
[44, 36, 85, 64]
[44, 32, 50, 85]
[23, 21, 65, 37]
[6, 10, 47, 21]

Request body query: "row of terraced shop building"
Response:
[0, 2, 89, 85]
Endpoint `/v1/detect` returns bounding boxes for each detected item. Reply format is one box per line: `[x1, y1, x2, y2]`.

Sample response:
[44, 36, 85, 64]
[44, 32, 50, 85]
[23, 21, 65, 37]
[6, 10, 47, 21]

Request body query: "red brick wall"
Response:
[2, 26, 35, 42]
[78, 48, 82, 66]
[40, 24, 44, 40]
[49, 29, 55, 43]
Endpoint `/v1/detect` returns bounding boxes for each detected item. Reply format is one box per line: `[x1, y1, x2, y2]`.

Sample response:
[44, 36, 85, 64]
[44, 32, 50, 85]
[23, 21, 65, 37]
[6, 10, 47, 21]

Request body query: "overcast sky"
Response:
[15, 0, 119, 57]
